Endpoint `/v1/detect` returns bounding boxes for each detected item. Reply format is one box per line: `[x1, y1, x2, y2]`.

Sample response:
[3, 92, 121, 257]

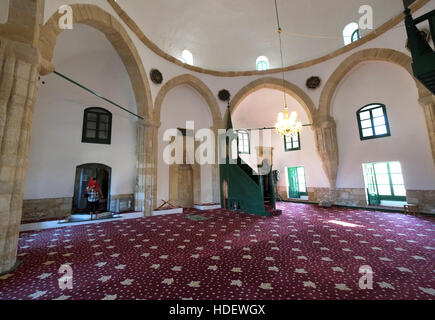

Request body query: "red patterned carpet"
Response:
[0, 202, 434, 300]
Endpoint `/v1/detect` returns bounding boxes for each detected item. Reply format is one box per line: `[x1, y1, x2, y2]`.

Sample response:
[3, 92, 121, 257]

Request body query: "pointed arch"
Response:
[154, 74, 222, 126]
[39, 4, 153, 120]
[229, 77, 316, 124]
[319, 48, 434, 164]
[319, 48, 431, 118]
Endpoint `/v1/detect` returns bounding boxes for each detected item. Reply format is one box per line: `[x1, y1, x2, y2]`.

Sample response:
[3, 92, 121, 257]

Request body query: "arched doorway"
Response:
[72, 163, 111, 214]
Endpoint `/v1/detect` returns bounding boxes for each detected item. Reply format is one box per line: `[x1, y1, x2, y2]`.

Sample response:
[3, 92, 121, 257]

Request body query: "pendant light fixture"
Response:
[273, 0, 303, 138]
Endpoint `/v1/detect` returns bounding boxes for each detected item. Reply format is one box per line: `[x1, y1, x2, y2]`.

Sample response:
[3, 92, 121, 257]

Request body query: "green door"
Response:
[287, 167, 300, 199]
[365, 163, 380, 205]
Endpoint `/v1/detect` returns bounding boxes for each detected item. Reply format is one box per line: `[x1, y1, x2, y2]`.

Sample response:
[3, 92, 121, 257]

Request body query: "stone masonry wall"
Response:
[278, 186, 435, 214]
[22, 198, 72, 222]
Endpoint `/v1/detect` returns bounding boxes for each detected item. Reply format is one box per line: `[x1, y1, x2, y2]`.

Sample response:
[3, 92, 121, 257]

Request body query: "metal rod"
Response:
[236, 125, 312, 132]
[53, 71, 144, 120]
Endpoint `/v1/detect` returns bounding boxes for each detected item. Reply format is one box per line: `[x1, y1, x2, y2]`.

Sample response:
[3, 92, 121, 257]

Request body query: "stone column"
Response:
[419, 94, 435, 164]
[210, 124, 224, 204]
[135, 119, 159, 216]
[0, 42, 40, 273]
[0, 0, 43, 274]
[313, 115, 339, 190]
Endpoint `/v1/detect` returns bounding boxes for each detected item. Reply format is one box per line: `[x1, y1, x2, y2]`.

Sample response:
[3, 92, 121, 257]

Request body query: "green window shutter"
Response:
[287, 167, 301, 199]
[365, 163, 380, 205]
[82, 107, 112, 145]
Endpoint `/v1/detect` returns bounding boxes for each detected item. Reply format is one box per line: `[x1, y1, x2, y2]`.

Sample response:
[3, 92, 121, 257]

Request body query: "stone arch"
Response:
[39, 4, 153, 120]
[153, 74, 223, 207]
[318, 47, 435, 177]
[319, 48, 431, 118]
[228, 77, 338, 188]
[229, 77, 316, 124]
[154, 74, 222, 126]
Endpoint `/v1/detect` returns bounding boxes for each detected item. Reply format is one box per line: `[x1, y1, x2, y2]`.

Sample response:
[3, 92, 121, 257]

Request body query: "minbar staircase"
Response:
[220, 157, 282, 217]
[219, 107, 282, 217]
[404, 7, 435, 94]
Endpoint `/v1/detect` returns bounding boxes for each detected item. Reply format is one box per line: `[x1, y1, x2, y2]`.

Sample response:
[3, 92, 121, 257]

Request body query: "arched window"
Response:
[181, 49, 194, 65]
[351, 28, 361, 43]
[82, 107, 112, 144]
[256, 56, 269, 71]
[357, 103, 390, 140]
[343, 22, 360, 45]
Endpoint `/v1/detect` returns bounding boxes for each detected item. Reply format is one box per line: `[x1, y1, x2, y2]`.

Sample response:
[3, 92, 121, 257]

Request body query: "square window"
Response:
[82, 108, 111, 144]
[285, 133, 301, 151]
[363, 161, 406, 202]
[358, 104, 390, 140]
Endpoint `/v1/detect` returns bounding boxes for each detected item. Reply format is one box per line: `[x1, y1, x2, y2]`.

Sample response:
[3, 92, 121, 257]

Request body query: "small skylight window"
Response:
[256, 56, 269, 71]
[181, 50, 194, 65]
[343, 22, 360, 45]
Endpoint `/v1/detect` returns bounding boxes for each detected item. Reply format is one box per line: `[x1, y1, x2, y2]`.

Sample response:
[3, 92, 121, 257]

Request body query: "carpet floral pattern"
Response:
[0, 202, 434, 300]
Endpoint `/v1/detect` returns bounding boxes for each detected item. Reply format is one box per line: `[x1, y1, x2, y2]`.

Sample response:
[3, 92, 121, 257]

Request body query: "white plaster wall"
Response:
[157, 85, 214, 205]
[232, 88, 330, 191]
[41, 0, 435, 112]
[24, 24, 137, 199]
[332, 61, 435, 190]
[37, 1, 435, 202]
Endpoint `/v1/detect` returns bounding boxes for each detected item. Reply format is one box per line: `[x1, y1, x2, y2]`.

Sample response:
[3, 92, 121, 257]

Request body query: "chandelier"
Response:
[273, 0, 302, 138]
[275, 109, 303, 137]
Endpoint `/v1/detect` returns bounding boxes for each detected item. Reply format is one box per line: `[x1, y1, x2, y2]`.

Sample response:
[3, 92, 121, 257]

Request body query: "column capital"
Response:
[137, 118, 161, 128]
[418, 93, 434, 107]
[312, 114, 337, 129]
[0, 37, 40, 66]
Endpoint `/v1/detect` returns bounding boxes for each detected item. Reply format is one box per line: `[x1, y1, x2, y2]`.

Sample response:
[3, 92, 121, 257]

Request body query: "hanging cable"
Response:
[275, 0, 287, 109]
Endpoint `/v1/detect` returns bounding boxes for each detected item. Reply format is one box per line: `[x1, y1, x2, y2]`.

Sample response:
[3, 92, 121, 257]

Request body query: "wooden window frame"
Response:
[82, 107, 112, 145]
[287, 166, 308, 198]
[284, 132, 301, 152]
[364, 161, 407, 202]
[351, 28, 361, 42]
[357, 103, 391, 141]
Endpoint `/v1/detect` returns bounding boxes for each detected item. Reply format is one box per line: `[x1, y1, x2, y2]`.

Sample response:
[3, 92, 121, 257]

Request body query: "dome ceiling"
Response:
[116, 0, 405, 71]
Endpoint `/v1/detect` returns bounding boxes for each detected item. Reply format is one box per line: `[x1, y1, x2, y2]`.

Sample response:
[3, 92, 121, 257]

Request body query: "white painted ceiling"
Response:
[116, 0, 405, 71]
